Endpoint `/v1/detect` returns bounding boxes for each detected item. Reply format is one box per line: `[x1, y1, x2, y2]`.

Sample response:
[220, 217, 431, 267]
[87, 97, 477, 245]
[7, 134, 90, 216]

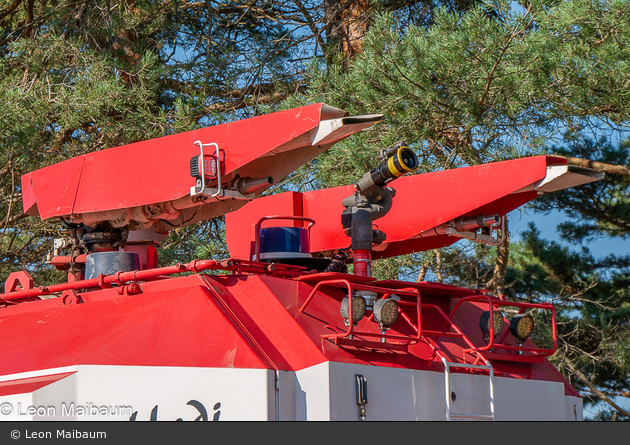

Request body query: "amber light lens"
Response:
[373, 298, 399, 327]
[340, 296, 367, 323]
[510, 313, 534, 341]
[479, 310, 504, 336]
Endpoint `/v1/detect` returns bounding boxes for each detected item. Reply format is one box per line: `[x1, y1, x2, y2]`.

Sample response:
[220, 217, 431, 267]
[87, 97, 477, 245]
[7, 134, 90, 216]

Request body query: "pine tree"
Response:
[0, 0, 325, 280]
[3, 0, 630, 419]
[0, 0, 487, 281]
[282, 0, 630, 418]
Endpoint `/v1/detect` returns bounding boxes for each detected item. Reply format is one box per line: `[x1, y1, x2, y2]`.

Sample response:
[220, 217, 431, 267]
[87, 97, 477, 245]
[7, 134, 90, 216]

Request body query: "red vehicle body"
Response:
[0, 104, 602, 421]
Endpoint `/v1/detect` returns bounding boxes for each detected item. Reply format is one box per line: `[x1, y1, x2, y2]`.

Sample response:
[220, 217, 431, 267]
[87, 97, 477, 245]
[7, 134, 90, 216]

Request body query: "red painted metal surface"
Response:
[0, 276, 276, 375]
[1, 259, 220, 303]
[21, 103, 372, 221]
[352, 249, 372, 277]
[0, 263, 574, 394]
[20, 156, 85, 218]
[4, 271, 34, 293]
[298, 278, 422, 346]
[0, 372, 76, 397]
[225, 156, 566, 259]
[5, 104, 590, 416]
[449, 295, 557, 357]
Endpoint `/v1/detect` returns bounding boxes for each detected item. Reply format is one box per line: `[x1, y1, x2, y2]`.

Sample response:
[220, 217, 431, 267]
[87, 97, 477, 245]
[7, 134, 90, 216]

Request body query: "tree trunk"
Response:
[324, 0, 371, 65]
[486, 219, 510, 295]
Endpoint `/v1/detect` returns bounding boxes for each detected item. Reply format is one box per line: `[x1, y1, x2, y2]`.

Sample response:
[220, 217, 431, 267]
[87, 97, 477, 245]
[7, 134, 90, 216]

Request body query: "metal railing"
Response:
[449, 295, 557, 358]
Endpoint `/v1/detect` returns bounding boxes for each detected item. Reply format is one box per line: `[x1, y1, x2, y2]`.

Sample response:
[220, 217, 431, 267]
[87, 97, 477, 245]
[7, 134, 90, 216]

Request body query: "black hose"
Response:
[324, 248, 351, 273]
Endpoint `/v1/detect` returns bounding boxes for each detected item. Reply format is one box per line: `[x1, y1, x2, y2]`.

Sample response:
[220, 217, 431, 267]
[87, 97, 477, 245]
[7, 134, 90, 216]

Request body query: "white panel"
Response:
[0, 363, 582, 421]
[565, 396, 583, 421]
[277, 370, 296, 421]
[448, 372, 494, 420]
[293, 362, 332, 420]
[491, 377, 566, 421]
[326, 362, 447, 421]
[3, 365, 274, 421]
[295, 362, 580, 421]
[514, 165, 603, 194]
[310, 116, 384, 146]
[0, 393, 36, 421]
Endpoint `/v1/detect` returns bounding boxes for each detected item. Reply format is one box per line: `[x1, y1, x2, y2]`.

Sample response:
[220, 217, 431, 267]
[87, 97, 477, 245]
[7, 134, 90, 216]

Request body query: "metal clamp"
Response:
[192, 141, 222, 197]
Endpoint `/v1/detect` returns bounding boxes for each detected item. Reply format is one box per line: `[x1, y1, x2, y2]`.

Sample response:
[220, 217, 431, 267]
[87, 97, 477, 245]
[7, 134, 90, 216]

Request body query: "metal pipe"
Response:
[353, 249, 372, 277]
[236, 176, 273, 195]
[453, 214, 500, 232]
[418, 214, 500, 238]
[0, 259, 221, 303]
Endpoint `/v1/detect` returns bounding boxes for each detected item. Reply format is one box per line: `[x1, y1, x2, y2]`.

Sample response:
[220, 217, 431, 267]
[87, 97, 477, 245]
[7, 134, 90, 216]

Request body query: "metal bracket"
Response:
[442, 226, 497, 244]
[193, 187, 251, 201]
[443, 215, 505, 246]
[355, 374, 368, 421]
[53, 238, 70, 257]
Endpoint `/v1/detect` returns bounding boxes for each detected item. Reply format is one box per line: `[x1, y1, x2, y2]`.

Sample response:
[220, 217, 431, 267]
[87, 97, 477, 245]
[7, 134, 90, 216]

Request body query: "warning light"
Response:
[510, 313, 534, 341]
[373, 298, 399, 327]
[340, 295, 367, 325]
[479, 310, 504, 338]
[190, 154, 218, 181]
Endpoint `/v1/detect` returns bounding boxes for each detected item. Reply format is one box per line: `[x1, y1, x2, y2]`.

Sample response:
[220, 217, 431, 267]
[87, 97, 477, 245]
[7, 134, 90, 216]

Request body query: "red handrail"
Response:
[449, 295, 557, 356]
[0, 258, 312, 305]
[299, 278, 422, 345]
[421, 303, 491, 367]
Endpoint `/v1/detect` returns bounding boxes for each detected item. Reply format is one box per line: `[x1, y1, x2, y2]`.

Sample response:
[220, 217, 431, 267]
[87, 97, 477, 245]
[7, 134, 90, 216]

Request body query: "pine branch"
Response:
[195, 88, 299, 116]
[478, 3, 533, 111]
[567, 362, 630, 420]
[0, 212, 28, 228]
[292, 0, 328, 56]
[166, 79, 305, 100]
[0, 0, 22, 21]
[568, 157, 630, 177]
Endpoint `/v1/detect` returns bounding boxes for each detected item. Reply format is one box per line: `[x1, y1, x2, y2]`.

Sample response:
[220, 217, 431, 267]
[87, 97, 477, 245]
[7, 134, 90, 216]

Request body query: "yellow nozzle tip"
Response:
[387, 156, 403, 177]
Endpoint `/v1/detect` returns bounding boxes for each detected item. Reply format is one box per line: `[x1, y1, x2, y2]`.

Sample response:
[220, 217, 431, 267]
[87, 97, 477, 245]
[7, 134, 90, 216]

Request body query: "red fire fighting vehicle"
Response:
[0, 103, 603, 420]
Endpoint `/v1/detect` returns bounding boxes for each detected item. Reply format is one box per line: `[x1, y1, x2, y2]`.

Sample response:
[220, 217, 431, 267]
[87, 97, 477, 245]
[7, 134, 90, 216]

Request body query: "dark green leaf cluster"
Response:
[282, 1, 630, 418]
[508, 224, 630, 413]
[294, 0, 630, 179]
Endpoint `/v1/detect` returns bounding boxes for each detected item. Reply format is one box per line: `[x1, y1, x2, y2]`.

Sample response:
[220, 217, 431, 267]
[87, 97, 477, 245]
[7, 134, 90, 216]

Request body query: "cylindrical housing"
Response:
[353, 249, 372, 277]
[237, 176, 273, 195]
[85, 251, 141, 280]
[372, 146, 418, 186]
[259, 227, 311, 260]
[356, 145, 418, 192]
[453, 214, 500, 232]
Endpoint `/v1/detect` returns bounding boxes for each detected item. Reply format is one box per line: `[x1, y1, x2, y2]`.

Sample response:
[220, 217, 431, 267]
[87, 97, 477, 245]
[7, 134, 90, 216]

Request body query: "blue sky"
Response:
[508, 208, 630, 258]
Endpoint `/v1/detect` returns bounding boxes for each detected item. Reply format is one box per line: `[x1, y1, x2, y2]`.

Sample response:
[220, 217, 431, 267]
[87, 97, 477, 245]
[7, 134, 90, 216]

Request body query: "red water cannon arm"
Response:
[225, 155, 603, 261]
[21, 103, 383, 233]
